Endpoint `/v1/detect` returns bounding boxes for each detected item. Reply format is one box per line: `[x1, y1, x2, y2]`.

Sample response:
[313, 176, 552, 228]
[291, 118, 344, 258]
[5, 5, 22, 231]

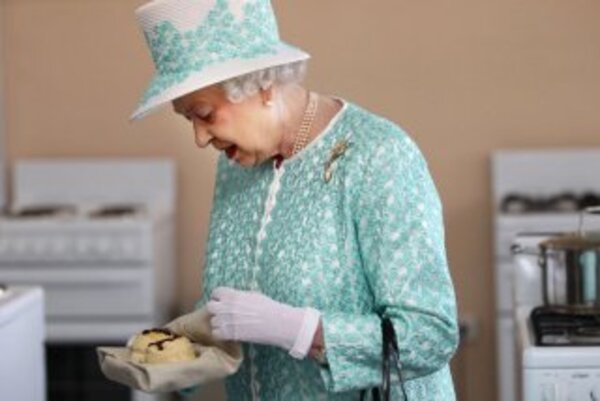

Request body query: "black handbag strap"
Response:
[359, 317, 408, 401]
[360, 387, 381, 401]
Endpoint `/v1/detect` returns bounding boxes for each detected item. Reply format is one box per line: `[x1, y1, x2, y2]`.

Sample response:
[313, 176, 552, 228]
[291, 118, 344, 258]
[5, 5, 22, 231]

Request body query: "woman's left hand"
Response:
[206, 287, 321, 359]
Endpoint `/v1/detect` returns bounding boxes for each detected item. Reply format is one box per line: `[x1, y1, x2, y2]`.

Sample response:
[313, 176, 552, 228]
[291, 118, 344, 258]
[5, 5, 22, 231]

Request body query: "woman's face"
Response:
[172, 85, 280, 167]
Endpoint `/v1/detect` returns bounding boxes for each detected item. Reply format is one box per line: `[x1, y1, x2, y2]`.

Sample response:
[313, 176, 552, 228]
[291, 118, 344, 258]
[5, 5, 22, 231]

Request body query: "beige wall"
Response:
[3, 1, 600, 400]
[0, 0, 6, 208]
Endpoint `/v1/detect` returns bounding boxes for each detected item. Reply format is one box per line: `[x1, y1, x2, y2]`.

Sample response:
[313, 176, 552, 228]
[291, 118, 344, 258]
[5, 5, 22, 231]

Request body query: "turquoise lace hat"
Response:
[131, 0, 310, 120]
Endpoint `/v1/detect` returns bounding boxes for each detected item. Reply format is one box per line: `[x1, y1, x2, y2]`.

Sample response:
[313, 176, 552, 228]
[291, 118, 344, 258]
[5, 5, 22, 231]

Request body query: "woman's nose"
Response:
[193, 119, 212, 148]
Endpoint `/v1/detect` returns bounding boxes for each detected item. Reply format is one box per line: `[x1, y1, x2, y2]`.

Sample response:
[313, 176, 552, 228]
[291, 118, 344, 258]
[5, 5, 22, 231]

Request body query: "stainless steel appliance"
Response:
[0, 159, 176, 401]
[512, 207, 600, 309]
[492, 149, 600, 401]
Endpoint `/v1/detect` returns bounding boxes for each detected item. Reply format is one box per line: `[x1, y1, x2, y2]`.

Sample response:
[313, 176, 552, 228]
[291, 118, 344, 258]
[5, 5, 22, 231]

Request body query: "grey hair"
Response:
[220, 60, 308, 103]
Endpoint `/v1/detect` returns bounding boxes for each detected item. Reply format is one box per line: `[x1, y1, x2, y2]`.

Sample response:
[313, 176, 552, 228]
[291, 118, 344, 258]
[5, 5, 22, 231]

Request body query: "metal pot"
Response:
[512, 206, 600, 308]
[538, 233, 600, 306]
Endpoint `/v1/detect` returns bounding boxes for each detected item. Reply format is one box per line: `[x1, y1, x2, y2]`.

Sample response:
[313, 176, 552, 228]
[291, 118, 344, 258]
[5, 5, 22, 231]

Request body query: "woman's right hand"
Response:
[163, 308, 216, 345]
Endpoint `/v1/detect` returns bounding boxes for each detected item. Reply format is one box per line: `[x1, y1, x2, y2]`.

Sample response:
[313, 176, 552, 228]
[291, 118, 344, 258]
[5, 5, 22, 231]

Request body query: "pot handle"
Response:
[510, 244, 540, 256]
[511, 244, 549, 277]
[578, 206, 600, 237]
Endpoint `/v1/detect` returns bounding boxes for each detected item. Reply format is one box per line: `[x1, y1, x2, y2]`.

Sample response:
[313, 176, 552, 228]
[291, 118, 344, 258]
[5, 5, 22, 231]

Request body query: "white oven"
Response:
[0, 159, 176, 401]
[512, 231, 600, 401]
[492, 149, 600, 401]
[515, 306, 600, 401]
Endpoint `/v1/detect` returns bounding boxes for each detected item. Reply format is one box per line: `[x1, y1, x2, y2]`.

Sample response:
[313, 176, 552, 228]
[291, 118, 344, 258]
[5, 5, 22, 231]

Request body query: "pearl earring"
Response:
[264, 100, 274, 107]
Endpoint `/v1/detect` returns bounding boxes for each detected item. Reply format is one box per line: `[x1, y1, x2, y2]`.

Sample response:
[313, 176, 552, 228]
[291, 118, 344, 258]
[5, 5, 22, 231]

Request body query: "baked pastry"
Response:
[128, 328, 175, 363]
[145, 335, 197, 364]
[128, 328, 197, 364]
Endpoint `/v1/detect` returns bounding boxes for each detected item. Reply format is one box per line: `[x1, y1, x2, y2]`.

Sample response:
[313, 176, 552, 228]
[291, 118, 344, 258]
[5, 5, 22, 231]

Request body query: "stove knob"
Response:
[51, 237, 69, 255]
[95, 237, 112, 255]
[75, 239, 91, 255]
[566, 386, 585, 401]
[31, 239, 47, 256]
[121, 239, 138, 258]
[13, 238, 28, 255]
[591, 386, 600, 401]
[542, 383, 557, 401]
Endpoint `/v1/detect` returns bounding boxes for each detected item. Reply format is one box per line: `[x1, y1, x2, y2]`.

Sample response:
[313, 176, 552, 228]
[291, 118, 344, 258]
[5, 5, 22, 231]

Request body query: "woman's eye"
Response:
[201, 112, 215, 123]
[193, 107, 214, 123]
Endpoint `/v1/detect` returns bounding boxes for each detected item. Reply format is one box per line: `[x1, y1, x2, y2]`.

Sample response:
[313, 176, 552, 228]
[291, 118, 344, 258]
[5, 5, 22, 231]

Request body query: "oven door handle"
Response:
[30, 279, 142, 289]
[2, 271, 147, 288]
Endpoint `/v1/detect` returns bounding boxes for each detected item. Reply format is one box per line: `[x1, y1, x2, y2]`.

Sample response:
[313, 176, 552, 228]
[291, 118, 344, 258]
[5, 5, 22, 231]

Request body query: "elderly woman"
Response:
[131, 0, 459, 400]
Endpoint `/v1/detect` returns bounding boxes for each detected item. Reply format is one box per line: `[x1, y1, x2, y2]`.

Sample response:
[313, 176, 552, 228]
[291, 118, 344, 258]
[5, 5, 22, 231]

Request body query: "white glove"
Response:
[164, 308, 222, 346]
[206, 287, 321, 359]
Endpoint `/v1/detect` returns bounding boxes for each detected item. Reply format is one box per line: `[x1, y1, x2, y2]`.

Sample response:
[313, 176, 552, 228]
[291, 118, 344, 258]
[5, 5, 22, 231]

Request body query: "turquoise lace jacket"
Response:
[200, 101, 459, 400]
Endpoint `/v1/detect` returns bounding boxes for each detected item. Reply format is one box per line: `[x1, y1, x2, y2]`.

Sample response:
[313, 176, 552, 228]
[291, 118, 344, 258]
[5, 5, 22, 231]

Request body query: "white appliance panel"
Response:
[516, 307, 600, 401]
[497, 317, 517, 401]
[492, 149, 600, 207]
[0, 266, 153, 318]
[13, 159, 174, 213]
[0, 219, 154, 263]
[523, 370, 600, 401]
[497, 261, 518, 312]
[0, 286, 45, 401]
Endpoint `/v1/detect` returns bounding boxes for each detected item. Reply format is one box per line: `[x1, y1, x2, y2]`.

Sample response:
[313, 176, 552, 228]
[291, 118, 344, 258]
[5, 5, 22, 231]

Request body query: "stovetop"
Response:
[530, 305, 600, 346]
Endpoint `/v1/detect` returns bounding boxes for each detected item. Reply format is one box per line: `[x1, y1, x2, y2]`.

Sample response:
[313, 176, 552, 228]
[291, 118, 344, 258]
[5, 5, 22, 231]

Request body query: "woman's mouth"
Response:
[225, 145, 237, 159]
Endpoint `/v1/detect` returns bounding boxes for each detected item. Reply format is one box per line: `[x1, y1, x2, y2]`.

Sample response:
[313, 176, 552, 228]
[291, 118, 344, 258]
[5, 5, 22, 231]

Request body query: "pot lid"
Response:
[541, 232, 600, 250]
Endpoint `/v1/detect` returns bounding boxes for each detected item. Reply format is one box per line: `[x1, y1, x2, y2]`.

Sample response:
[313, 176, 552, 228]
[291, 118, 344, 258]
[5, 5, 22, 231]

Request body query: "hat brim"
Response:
[130, 43, 310, 120]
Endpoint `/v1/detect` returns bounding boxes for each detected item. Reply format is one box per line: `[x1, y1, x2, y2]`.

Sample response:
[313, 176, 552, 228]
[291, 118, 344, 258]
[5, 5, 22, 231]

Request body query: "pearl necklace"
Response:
[291, 92, 319, 156]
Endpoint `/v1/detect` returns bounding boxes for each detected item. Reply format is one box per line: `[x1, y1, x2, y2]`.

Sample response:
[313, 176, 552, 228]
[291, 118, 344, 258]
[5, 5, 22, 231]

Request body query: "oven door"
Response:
[46, 344, 166, 401]
[0, 265, 153, 318]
